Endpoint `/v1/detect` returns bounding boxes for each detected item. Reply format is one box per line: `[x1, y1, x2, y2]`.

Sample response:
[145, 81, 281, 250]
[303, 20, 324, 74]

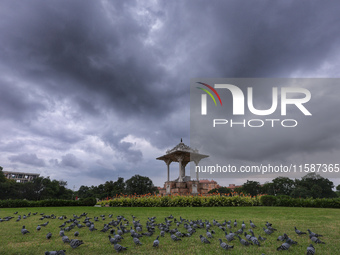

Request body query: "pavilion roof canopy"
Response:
[156, 141, 209, 163]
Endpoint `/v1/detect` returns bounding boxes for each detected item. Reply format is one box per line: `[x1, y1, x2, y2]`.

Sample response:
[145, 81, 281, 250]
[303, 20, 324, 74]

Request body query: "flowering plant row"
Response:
[98, 194, 261, 207]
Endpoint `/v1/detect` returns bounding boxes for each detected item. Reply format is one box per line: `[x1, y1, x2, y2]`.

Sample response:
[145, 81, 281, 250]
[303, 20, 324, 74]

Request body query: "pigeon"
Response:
[258, 235, 267, 241]
[46, 232, 52, 239]
[277, 242, 291, 251]
[237, 235, 252, 246]
[21, 226, 30, 235]
[267, 225, 277, 231]
[44, 250, 66, 255]
[249, 228, 255, 236]
[307, 229, 323, 237]
[219, 238, 234, 250]
[225, 232, 235, 242]
[235, 228, 243, 235]
[263, 227, 273, 235]
[277, 235, 285, 241]
[283, 233, 298, 245]
[206, 231, 213, 238]
[153, 236, 160, 247]
[62, 235, 70, 243]
[199, 235, 211, 244]
[89, 224, 97, 232]
[233, 220, 237, 227]
[310, 235, 326, 244]
[114, 243, 128, 253]
[170, 234, 181, 241]
[59, 228, 64, 237]
[74, 231, 79, 237]
[244, 232, 252, 241]
[295, 227, 307, 235]
[37, 225, 41, 231]
[133, 237, 142, 245]
[250, 236, 261, 246]
[265, 222, 272, 227]
[241, 221, 246, 229]
[108, 235, 118, 244]
[41, 221, 49, 227]
[307, 244, 316, 255]
[250, 220, 257, 228]
[69, 239, 84, 248]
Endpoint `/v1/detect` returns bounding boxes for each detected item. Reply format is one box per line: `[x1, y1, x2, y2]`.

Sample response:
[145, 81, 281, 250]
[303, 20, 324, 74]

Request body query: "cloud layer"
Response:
[1, 0, 340, 189]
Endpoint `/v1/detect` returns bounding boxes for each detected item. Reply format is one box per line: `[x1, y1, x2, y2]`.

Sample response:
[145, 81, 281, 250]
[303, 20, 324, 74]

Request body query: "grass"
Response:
[0, 206, 338, 254]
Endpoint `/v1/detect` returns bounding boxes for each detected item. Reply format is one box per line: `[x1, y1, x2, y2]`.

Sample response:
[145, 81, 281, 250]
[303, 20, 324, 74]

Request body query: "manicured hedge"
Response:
[260, 195, 340, 208]
[0, 198, 97, 208]
[98, 195, 340, 208]
[101, 195, 261, 207]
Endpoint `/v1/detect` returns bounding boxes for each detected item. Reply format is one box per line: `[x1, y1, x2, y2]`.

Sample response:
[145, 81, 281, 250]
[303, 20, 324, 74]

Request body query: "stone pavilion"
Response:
[157, 139, 209, 195]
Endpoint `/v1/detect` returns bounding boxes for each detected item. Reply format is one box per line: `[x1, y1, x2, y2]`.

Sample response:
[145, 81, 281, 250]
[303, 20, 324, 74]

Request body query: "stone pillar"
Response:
[182, 161, 189, 180]
[164, 159, 172, 182]
[176, 155, 185, 182]
[192, 183, 198, 194]
[194, 159, 201, 181]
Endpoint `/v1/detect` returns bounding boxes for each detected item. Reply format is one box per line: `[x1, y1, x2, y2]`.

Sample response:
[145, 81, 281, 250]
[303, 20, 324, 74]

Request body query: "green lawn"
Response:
[0, 206, 338, 254]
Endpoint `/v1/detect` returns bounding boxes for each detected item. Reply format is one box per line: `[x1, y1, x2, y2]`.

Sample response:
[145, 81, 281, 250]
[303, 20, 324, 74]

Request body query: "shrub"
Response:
[0, 199, 86, 208]
[100, 194, 340, 208]
[79, 197, 97, 206]
[260, 195, 277, 206]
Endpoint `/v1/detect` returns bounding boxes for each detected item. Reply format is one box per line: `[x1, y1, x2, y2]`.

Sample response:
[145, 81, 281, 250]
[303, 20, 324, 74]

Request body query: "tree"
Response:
[261, 182, 275, 195]
[242, 180, 261, 197]
[292, 173, 336, 198]
[103, 178, 126, 197]
[272, 177, 295, 196]
[78, 185, 92, 199]
[208, 187, 232, 195]
[290, 185, 311, 199]
[234, 187, 244, 194]
[336, 184, 340, 197]
[112, 177, 126, 196]
[125, 175, 157, 195]
[0, 166, 7, 183]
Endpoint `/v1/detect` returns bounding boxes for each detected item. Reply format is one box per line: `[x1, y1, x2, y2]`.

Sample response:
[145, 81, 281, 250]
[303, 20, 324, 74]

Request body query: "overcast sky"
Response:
[1, 0, 340, 190]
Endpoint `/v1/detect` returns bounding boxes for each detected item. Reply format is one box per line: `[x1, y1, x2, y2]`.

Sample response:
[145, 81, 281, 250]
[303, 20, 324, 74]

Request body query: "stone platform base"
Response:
[158, 179, 208, 195]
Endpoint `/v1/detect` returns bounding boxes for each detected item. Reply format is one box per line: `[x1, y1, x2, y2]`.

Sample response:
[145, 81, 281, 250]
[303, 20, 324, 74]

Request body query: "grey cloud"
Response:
[0, 1, 340, 188]
[101, 131, 143, 163]
[59, 154, 82, 168]
[0, 80, 45, 123]
[8, 153, 46, 167]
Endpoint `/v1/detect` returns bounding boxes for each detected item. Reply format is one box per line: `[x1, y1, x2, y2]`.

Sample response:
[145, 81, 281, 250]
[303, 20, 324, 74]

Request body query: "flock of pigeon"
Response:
[1, 210, 327, 254]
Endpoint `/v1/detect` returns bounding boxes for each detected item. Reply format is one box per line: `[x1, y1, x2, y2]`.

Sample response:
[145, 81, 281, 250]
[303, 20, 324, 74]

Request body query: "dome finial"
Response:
[181, 138, 183, 143]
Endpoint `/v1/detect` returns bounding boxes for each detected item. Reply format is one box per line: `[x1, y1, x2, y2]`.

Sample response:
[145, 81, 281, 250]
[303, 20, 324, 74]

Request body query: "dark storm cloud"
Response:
[156, 1, 340, 78]
[0, 0, 182, 123]
[101, 131, 143, 163]
[0, 0, 339, 188]
[59, 153, 82, 168]
[8, 153, 46, 167]
[0, 79, 45, 123]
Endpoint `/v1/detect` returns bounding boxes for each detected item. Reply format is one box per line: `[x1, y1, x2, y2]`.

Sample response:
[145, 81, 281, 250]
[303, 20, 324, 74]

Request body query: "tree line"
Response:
[0, 167, 73, 200]
[209, 173, 340, 198]
[76, 175, 158, 199]
[2, 166, 339, 200]
[0, 167, 157, 200]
